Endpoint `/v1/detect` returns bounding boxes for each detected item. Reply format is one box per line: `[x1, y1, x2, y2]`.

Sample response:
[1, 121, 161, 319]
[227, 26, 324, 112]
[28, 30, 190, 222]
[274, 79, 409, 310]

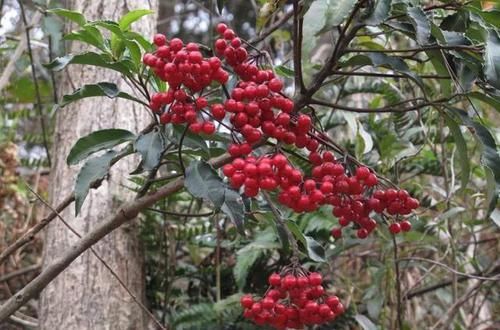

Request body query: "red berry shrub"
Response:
[240, 266, 344, 329]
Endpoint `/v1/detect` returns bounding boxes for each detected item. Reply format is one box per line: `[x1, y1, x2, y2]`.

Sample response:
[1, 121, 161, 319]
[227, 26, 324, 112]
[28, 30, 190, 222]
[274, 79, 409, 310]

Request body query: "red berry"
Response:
[325, 296, 340, 308]
[268, 78, 283, 92]
[153, 34, 167, 46]
[202, 122, 216, 134]
[216, 23, 228, 34]
[331, 227, 342, 239]
[261, 297, 275, 309]
[240, 294, 254, 308]
[355, 166, 370, 180]
[389, 222, 401, 234]
[308, 272, 322, 286]
[400, 220, 412, 232]
[268, 273, 281, 287]
[357, 228, 368, 239]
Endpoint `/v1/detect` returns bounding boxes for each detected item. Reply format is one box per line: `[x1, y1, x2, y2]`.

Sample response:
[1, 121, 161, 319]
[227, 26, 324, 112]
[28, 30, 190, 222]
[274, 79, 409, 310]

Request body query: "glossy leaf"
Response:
[221, 189, 246, 235]
[304, 236, 326, 262]
[484, 30, 500, 89]
[45, 52, 135, 76]
[134, 127, 166, 172]
[75, 150, 117, 215]
[364, 0, 392, 26]
[58, 82, 146, 108]
[184, 160, 225, 208]
[48, 8, 86, 26]
[443, 113, 470, 189]
[407, 6, 431, 45]
[118, 9, 154, 30]
[67, 129, 135, 165]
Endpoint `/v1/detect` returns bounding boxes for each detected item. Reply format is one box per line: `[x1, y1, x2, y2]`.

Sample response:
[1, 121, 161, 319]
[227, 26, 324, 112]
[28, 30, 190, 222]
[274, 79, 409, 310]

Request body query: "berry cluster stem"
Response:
[262, 191, 300, 263]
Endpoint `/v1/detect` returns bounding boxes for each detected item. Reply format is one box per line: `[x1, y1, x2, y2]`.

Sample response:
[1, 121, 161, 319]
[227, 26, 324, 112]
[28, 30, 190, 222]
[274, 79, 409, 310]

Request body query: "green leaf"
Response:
[447, 107, 500, 215]
[364, 0, 392, 26]
[443, 113, 470, 189]
[354, 314, 378, 330]
[484, 30, 500, 89]
[63, 25, 107, 52]
[407, 7, 431, 45]
[275, 65, 295, 78]
[234, 248, 263, 290]
[59, 82, 146, 108]
[134, 127, 166, 172]
[467, 91, 500, 112]
[221, 189, 246, 235]
[118, 9, 153, 30]
[67, 129, 135, 165]
[48, 8, 86, 26]
[304, 236, 326, 262]
[340, 53, 425, 91]
[184, 160, 226, 208]
[75, 150, 117, 215]
[124, 40, 142, 65]
[45, 52, 135, 76]
[216, 0, 225, 14]
[286, 220, 307, 247]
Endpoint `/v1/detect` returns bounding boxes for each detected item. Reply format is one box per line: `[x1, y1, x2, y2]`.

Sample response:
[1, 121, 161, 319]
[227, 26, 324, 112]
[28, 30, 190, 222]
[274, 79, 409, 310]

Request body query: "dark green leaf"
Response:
[75, 150, 117, 215]
[340, 53, 425, 91]
[45, 52, 135, 76]
[118, 9, 154, 30]
[134, 127, 166, 172]
[59, 82, 147, 108]
[48, 8, 86, 26]
[67, 128, 135, 165]
[447, 107, 500, 215]
[304, 236, 326, 262]
[467, 91, 500, 112]
[286, 220, 307, 247]
[364, 0, 392, 26]
[221, 189, 246, 235]
[484, 30, 500, 89]
[234, 248, 262, 290]
[407, 7, 431, 45]
[184, 160, 225, 208]
[443, 113, 470, 189]
[216, 0, 225, 14]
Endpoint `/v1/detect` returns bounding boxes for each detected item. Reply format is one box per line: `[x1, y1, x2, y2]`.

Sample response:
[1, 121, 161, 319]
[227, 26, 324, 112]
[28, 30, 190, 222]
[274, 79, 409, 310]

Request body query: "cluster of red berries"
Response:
[143, 24, 420, 240]
[240, 268, 344, 329]
[143, 34, 228, 132]
[212, 23, 316, 152]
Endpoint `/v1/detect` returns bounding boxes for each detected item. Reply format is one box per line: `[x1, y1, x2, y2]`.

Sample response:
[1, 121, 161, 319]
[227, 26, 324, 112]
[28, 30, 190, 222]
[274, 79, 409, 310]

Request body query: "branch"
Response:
[0, 264, 41, 283]
[0, 149, 238, 322]
[310, 97, 448, 113]
[344, 44, 483, 54]
[404, 264, 500, 300]
[292, 0, 305, 94]
[18, 0, 51, 167]
[249, 10, 294, 45]
[329, 70, 451, 80]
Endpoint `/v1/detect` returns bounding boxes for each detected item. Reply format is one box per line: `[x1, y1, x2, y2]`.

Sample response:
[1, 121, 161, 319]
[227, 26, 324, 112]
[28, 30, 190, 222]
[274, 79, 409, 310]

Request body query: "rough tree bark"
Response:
[39, 1, 157, 329]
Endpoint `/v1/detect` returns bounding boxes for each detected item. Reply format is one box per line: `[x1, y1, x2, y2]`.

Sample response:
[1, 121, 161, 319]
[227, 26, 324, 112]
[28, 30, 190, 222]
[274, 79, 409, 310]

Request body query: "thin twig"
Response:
[392, 235, 404, 330]
[262, 191, 299, 262]
[0, 264, 41, 283]
[292, 0, 305, 94]
[18, 0, 52, 167]
[145, 208, 214, 218]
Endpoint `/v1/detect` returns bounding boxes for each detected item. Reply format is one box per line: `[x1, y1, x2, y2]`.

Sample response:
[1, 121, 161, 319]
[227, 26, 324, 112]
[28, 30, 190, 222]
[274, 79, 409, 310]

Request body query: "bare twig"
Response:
[18, 0, 52, 166]
[0, 264, 41, 283]
[292, 0, 305, 94]
[249, 10, 294, 45]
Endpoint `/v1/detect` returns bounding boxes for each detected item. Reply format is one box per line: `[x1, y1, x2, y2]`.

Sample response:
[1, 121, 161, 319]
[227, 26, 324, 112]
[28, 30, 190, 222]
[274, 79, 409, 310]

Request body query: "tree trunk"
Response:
[39, 1, 157, 329]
